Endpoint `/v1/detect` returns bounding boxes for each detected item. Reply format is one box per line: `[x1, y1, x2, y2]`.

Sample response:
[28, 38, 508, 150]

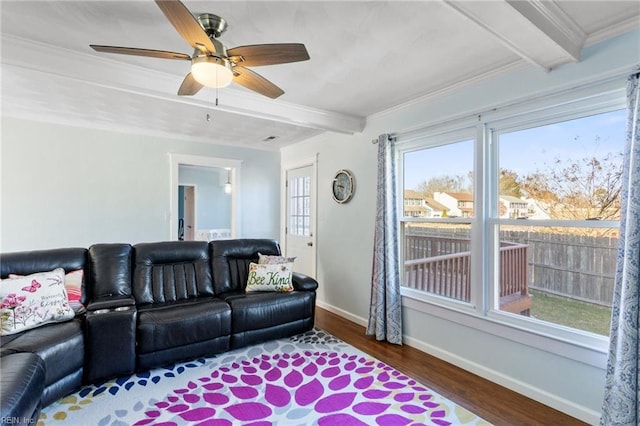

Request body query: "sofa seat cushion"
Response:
[0, 352, 45, 424]
[222, 291, 315, 334]
[137, 298, 231, 354]
[0, 318, 83, 387]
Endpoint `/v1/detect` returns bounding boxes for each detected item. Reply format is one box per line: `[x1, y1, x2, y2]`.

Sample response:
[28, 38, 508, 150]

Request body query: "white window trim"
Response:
[396, 76, 626, 367]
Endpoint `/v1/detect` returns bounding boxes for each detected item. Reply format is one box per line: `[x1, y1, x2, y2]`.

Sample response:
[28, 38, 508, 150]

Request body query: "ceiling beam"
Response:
[1, 35, 365, 135]
[444, 0, 587, 71]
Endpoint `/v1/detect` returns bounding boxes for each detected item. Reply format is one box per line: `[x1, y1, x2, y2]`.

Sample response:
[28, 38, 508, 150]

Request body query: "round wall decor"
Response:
[332, 169, 355, 204]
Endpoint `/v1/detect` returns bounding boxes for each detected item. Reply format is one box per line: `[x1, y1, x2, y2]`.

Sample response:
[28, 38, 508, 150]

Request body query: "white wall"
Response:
[0, 118, 281, 251]
[281, 29, 640, 423]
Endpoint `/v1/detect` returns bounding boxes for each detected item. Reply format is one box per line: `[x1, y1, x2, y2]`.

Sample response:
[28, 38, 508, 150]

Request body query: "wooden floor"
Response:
[315, 307, 588, 426]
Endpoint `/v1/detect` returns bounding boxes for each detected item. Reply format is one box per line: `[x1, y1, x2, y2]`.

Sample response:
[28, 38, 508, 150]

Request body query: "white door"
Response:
[285, 165, 316, 277]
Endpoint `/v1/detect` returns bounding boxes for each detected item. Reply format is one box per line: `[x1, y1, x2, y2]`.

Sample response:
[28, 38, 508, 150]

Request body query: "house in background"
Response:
[2, 1, 639, 423]
[424, 197, 448, 218]
[525, 198, 552, 220]
[404, 190, 427, 217]
[499, 195, 529, 219]
[421, 192, 549, 220]
[434, 192, 474, 218]
[404, 190, 448, 218]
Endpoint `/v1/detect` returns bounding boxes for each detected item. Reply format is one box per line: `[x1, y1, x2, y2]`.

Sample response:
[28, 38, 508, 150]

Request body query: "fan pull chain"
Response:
[206, 87, 220, 123]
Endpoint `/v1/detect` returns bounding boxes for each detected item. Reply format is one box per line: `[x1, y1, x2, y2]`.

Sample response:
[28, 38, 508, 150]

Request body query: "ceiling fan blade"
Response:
[178, 72, 203, 96]
[90, 45, 191, 60]
[232, 66, 284, 99]
[155, 0, 216, 53]
[227, 43, 310, 67]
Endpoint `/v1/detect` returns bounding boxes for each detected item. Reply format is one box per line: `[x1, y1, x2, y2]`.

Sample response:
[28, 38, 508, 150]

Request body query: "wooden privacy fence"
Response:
[500, 230, 617, 306]
[405, 228, 618, 306]
[404, 235, 531, 314]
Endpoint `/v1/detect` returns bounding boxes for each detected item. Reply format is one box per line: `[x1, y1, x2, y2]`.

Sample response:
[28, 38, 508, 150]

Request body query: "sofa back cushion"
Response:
[210, 239, 281, 294]
[132, 241, 213, 305]
[87, 244, 133, 301]
[0, 248, 88, 304]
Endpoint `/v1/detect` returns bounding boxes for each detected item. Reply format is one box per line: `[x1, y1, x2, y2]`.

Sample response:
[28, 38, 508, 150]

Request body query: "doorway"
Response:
[285, 164, 316, 277]
[169, 154, 242, 241]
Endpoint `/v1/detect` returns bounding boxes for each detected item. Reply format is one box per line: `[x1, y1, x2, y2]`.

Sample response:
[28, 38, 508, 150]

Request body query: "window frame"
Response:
[396, 77, 626, 366]
[399, 126, 480, 313]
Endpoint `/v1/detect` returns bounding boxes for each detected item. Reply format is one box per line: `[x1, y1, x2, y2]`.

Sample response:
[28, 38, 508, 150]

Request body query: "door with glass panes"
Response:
[285, 165, 316, 277]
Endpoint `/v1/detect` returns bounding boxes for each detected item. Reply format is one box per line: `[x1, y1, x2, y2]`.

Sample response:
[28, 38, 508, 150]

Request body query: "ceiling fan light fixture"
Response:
[89, 1, 308, 98]
[191, 56, 233, 88]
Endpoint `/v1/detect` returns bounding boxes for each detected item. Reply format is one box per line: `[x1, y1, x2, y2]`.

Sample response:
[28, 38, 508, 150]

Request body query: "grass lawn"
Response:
[529, 289, 612, 336]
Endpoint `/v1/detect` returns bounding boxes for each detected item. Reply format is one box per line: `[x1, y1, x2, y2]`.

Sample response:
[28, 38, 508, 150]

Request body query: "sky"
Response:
[403, 108, 627, 191]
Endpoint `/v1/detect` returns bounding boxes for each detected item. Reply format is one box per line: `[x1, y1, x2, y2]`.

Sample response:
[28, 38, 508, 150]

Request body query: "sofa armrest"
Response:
[84, 304, 136, 383]
[86, 295, 136, 312]
[292, 272, 318, 291]
[0, 353, 45, 425]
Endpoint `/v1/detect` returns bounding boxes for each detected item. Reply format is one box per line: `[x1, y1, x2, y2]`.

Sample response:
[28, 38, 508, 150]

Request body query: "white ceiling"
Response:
[2, 1, 639, 150]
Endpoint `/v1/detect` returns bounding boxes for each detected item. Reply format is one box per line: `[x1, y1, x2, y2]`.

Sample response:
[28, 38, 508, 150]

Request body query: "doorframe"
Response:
[281, 155, 318, 277]
[169, 153, 242, 241]
[178, 184, 197, 240]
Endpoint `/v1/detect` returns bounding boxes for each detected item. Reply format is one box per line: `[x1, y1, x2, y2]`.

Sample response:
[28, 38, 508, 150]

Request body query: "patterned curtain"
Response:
[366, 133, 403, 345]
[601, 72, 640, 426]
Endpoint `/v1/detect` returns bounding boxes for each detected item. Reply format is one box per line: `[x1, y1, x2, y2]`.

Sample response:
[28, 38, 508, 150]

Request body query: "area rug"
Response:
[38, 328, 492, 426]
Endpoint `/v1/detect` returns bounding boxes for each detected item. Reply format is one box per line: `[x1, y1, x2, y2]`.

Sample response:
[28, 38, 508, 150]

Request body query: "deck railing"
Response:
[405, 251, 472, 301]
[404, 235, 530, 314]
[499, 242, 529, 298]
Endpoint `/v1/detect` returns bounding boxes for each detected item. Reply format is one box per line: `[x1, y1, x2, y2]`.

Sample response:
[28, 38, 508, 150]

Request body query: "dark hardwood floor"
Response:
[315, 307, 589, 426]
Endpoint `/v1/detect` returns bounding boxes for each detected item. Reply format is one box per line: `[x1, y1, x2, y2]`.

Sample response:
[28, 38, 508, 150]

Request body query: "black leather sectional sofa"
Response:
[0, 239, 317, 424]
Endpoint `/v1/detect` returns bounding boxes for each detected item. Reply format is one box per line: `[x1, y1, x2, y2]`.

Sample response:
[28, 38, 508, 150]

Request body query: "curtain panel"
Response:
[366, 133, 403, 345]
[601, 72, 640, 426]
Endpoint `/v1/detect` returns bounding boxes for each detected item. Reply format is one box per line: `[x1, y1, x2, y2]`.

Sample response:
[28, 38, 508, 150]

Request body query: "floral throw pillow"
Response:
[1, 268, 75, 335]
[9, 269, 85, 315]
[246, 262, 294, 292]
[258, 252, 296, 265]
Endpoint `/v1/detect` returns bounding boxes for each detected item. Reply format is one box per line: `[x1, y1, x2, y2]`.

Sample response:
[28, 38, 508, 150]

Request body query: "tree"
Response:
[521, 151, 623, 221]
[521, 172, 558, 204]
[499, 169, 522, 197]
[414, 175, 470, 198]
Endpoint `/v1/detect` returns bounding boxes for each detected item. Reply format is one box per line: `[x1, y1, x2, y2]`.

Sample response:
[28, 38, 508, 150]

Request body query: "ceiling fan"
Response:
[90, 0, 309, 99]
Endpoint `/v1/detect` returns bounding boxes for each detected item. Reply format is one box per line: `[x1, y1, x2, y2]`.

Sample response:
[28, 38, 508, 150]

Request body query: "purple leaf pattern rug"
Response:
[38, 328, 491, 426]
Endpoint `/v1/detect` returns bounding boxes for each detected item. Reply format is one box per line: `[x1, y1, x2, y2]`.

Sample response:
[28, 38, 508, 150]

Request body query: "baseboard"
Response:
[402, 334, 601, 425]
[316, 300, 368, 327]
[317, 301, 601, 425]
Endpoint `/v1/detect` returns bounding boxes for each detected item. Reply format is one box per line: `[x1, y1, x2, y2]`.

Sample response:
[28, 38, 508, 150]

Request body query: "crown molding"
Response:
[369, 58, 525, 122]
[585, 15, 640, 47]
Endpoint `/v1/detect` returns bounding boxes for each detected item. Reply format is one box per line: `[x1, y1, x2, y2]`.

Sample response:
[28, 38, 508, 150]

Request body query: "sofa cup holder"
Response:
[92, 306, 132, 315]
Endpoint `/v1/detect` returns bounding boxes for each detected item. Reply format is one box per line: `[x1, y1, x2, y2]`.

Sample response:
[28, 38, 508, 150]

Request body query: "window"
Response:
[493, 109, 625, 335]
[288, 175, 311, 236]
[397, 80, 626, 349]
[402, 139, 475, 304]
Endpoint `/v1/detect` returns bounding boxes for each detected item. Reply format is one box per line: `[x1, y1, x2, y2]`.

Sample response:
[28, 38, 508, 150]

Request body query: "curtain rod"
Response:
[371, 134, 394, 144]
